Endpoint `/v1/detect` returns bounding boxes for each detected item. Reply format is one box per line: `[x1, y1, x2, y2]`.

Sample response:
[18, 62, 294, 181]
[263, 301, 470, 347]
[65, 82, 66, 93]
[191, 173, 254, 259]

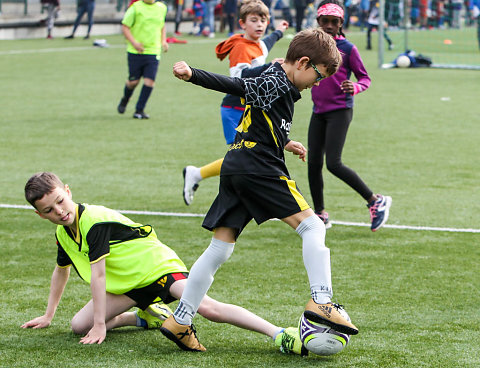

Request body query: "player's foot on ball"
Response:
[275, 327, 308, 356]
[182, 166, 200, 205]
[160, 315, 206, 351]
[136, 303, 172, 329]
[315, 211, 332, 229]
[304, 299, 358, 335]
[133, 110, 150, 119]
[117, 98, 128, 114]
[367, 194, 392, 232]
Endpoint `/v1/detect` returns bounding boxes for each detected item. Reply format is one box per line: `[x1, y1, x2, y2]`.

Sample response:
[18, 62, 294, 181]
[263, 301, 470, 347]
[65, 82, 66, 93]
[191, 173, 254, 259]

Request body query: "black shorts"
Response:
[124, 272, 188, 310]
[127, 52, 159, 81]
[202, 174, 310, 237]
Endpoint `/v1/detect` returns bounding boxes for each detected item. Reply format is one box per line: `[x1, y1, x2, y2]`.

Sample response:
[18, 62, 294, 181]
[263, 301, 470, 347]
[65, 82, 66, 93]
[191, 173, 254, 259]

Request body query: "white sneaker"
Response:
[208, 32, 215, 38]
[183, 166, 200, 205]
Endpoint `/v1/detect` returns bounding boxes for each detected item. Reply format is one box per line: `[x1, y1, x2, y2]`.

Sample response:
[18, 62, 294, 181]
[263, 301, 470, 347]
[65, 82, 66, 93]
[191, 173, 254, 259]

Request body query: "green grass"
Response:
[0, 29, 479, 367]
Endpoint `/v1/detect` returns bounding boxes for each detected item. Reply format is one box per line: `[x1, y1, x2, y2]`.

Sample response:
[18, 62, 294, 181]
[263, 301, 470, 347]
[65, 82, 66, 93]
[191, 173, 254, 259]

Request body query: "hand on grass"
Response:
[79, 323, 106, 345]
[173, 61, 192, 81]
[285, 140, 307, 162]
[21, 315, 52, 329]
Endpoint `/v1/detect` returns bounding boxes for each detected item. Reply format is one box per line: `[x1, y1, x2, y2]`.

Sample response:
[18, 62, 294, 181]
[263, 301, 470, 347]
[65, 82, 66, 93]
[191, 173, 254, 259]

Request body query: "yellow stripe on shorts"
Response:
[279, 176, 310, 211]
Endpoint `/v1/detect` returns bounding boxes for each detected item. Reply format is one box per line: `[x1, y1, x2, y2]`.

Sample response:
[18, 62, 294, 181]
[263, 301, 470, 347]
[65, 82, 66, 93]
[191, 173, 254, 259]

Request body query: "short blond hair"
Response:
[239, 0, 270, 22]
[285, 28, 342, 76]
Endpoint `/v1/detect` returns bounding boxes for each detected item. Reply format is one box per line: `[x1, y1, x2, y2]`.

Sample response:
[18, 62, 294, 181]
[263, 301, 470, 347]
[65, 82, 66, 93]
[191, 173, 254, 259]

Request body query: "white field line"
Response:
[1, 203, 479, 233]
[0, 45, 124, 55]
[0, 38, 218, 56]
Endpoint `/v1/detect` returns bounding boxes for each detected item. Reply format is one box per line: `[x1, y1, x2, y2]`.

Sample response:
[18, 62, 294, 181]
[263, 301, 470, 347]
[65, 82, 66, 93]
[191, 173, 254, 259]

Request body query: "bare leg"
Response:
[169, 279, 280, 338]
[70, 293, 137, 334]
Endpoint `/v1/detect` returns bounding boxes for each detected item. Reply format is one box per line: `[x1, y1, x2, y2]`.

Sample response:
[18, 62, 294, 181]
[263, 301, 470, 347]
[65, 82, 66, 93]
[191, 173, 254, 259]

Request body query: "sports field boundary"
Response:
[1, 203, 478, 234]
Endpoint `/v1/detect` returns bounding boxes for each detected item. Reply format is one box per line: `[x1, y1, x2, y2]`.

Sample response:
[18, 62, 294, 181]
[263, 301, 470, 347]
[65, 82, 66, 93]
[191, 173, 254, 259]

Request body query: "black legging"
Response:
[307, 108, 373, 213]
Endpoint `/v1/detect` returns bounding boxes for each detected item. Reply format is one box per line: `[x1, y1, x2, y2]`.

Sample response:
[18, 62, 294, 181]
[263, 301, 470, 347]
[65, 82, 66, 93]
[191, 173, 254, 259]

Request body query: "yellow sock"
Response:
[200, 158, 223, 179]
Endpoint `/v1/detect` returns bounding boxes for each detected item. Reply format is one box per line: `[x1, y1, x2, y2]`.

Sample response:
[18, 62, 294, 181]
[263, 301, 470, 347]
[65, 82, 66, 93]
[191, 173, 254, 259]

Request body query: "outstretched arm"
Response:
[173, 61, 246, 97]
[21, 265, 70, 329]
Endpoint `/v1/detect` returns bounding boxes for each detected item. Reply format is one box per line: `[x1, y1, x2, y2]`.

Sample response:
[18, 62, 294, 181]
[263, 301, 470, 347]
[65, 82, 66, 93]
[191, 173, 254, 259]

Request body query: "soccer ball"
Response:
[299, 313, 350, 356]
[396, 55, 411, 68]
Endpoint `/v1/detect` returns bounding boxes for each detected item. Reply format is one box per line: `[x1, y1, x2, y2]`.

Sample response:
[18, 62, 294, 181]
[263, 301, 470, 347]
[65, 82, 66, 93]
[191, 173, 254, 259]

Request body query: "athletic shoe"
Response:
[315, 211, 332, 229]
[275, 327, 308, 356]
[64, 35, 74, 39]
[160, 315, 206, 352]
[304, 299, 359, 335]
[133, 111, 150, 119]
[182, 166, 199, 205]
[117, 98, 128, 114]
[367, 194, 392, 232]
[136, 303, 172, 329]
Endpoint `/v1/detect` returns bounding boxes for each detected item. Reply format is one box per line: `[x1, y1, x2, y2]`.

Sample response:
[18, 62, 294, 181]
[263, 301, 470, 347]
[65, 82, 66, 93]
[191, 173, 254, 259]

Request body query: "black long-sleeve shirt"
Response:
[188, 62, 301, 177]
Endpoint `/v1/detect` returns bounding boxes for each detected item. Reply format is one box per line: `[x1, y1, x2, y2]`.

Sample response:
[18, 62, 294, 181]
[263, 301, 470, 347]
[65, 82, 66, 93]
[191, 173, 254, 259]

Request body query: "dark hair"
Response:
[285, 28, 342, 76]
[25, 172, 64, 208]
[317, 0, 346, 37]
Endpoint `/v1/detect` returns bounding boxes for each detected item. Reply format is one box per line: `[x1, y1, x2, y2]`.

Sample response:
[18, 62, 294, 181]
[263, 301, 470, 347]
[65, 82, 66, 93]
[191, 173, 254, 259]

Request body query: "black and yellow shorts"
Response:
[202, 174, 310, 237]
[125, 272, 188, 310]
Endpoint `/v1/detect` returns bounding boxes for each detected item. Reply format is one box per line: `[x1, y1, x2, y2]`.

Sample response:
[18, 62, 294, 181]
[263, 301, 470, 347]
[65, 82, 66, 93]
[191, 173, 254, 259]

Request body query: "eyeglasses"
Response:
[310, 63, 326, 82]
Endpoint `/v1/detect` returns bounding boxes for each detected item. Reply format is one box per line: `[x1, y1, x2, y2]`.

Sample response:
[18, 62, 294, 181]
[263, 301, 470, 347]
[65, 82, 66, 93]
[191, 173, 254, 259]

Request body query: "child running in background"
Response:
[182, 0, 288, 206]
[161, 28, 358, 352]
[22, 172, 304, 354]
[366, 0, 394, 50]
[308, 0, 392, 231]
[116, 0, 169, 119]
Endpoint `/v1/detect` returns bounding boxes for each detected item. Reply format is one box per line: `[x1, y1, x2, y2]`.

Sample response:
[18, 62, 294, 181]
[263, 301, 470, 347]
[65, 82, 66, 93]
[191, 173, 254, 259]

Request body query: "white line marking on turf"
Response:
[1, 203, 479, 233]
[0, 38, 219, 56]
[0, 45, 124, 55]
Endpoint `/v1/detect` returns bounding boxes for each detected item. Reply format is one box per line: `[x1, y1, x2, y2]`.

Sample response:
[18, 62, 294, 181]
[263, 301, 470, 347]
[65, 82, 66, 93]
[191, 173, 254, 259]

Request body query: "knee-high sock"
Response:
[199, 158, 223, 179]
[135, 85, 153, 112]
[123, 84, 134, 102]
[296, 215, 332, 304]
[174, 238, 235, 325]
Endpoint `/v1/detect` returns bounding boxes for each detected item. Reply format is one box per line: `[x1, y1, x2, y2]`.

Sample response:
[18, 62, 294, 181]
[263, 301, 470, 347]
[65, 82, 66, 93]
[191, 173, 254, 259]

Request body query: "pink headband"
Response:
[317, 4, 344, 20]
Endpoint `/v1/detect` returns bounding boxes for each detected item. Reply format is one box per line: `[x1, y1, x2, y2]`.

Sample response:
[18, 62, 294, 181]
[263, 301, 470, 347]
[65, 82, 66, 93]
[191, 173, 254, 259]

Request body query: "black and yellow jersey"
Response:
[188, 63, 301, 177]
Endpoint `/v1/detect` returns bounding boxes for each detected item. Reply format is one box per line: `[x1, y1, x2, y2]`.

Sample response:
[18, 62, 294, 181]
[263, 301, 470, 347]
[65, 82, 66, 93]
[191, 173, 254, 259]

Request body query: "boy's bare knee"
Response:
[126, 80, 140, 89]
[70, 317, 90, 335]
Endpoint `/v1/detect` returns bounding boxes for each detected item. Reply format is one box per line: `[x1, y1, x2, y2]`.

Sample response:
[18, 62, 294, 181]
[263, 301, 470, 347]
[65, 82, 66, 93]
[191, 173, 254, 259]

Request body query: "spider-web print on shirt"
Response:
[243, 65, 292, 111]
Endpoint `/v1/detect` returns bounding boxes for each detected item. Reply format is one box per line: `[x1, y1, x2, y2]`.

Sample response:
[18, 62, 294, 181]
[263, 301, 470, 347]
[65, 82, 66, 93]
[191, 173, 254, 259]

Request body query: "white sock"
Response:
[192, 166, 203, 182]
[296, 215, 332, 304]
[174, 238, 235, 325]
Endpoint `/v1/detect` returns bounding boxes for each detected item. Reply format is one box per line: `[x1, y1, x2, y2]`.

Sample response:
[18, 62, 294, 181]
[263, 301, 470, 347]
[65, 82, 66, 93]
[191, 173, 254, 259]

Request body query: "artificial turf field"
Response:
[0, 27, 479, 367]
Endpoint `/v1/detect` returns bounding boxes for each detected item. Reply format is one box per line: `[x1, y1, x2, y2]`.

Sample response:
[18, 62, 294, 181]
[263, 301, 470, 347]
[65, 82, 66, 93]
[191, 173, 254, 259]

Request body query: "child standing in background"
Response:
[41, 0, 60, 39]
[116, 0, 169, 119]
[308, 0, 392, 231]
[182, 0, 288, 206]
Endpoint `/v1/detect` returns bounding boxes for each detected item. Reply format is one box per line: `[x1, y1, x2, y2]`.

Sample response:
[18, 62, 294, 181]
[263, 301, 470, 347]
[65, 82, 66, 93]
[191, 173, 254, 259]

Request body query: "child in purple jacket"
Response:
[308, 0, 392, 232]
